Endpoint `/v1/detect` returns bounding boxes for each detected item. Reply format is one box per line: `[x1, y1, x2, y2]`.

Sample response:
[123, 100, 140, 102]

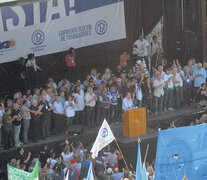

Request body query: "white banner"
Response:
[0, 0, 126, 63]
[91, 119, 115, 158]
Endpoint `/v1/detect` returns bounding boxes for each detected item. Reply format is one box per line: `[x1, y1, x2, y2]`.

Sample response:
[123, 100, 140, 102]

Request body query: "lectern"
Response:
[123, 108, 146, 137]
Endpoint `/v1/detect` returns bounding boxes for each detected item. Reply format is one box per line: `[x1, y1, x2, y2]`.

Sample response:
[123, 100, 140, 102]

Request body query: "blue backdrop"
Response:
[155, 124, 207, 180]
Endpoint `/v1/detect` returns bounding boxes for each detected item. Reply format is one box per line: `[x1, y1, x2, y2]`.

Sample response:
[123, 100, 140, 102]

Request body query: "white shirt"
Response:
[46, 158, 57, 170]
[163, 74, 173, 89]
[85, 92, 96, 107]
[153, 79, 165, 97]
[74, 90, 85, 111]
[149, 41, 160, 56]
[61, 152, 73, 166]
[26, 59, 41, 71]
[122, 97, 134, 112]
[173, 73, 182, 87]
[134, 39, 149, 57]
[64, 100, 75, 117]
[178, 70, 184, 87]
[158, 71, 166, 80]
[52, 82, 57, 90]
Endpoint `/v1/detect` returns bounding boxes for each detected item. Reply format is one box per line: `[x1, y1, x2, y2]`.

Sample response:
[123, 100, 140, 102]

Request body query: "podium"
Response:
[123, 108, 146, 137]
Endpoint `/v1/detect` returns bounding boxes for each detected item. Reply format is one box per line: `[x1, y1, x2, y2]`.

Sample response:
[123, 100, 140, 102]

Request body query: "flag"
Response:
[154, 124, 207, 180]
[65, 169, 69, 180]
[142, 163, 148, 180]
[8, 165, 32, 180]
[86, 161, 94, 180]
[136, 141, 142, 180]
[8, 160, 39, 180]
[30, 160, 39, 180]
[91, 119, 115, 158]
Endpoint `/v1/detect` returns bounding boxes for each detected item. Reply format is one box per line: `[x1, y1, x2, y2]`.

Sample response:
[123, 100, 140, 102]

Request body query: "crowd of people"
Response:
[0, 34, 207, 150]
[0, 33, 206, 179]
[8, 139, 155, 180]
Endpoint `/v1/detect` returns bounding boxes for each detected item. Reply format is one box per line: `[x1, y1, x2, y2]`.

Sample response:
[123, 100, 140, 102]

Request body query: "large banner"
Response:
[155, 124, 207, 180]
[0, 0, 126, 63]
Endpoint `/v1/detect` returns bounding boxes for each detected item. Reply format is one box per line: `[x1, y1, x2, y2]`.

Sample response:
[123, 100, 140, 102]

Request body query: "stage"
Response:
[0, 104, 205, 179]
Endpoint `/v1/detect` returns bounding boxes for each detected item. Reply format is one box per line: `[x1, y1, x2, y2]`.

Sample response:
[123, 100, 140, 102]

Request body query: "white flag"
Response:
[91, 119, 115, 158]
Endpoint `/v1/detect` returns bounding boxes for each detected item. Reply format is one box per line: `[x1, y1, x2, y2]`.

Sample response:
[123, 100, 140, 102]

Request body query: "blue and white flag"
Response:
[86, 161, 94, 180]
[136, 142, 142, 180]
[91, 119, 115, 158]
[142, 163, 148, 180]
[155, 124, 207, 180]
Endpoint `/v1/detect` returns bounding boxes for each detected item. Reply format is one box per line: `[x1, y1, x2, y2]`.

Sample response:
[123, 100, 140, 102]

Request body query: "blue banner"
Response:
[155, 124, 207, 180]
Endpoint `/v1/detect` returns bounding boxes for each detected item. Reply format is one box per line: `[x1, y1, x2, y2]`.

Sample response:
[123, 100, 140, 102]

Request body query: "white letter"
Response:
[46, 0, 66, 21]
[0, 10, 4, 33]
[69, 0, 75, 16]
[33, 2, 40, 25]
[6, 7, 26, 31]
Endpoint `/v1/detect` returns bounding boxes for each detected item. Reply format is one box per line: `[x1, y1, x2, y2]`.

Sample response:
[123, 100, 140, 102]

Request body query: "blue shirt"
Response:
[59, 96, 65, 106]
[193, 67, 207, 87]
[108, 89, 119, 105]
[111, 172, 124, 180]
[53, 101, 64, 114]
[99, 92, 111, 108]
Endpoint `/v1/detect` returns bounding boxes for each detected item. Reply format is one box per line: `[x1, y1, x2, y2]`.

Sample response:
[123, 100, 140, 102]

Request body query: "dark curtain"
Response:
[124, 0, 142, 43]
[162, 0, 182, 61]
[142, 0, 163, 36]
[183, 0, 203, 62]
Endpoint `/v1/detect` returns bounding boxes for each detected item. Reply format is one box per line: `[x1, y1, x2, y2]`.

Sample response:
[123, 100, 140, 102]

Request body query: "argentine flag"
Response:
[87, 161, 94, 180]
[136, 142, 142, 180]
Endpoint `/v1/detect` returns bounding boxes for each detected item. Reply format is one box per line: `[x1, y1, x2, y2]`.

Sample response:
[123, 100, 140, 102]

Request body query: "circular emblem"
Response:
[31, 30, 45, 45]
[95, 20, 107, 35]
[101, 128, 108, 138]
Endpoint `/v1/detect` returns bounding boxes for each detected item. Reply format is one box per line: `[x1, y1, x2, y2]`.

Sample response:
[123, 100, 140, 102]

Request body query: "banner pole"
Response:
[115, 139, 129, 171]
[91, 160, 97, 180]
[143, 144, 149, 164]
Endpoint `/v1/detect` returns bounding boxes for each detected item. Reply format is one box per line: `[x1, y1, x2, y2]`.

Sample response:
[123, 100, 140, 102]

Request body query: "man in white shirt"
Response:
[157, 65, 166, 80]
[84, 87, 97, 128]
[122, 92, 136, 112]
[172, 68, 182, 109]
[163, 68, 174, 111]
[53, 96, 64, 134]
[73, 85, 85, 125]
[133, 34, 149, 68]
[153, 73, 165, 114]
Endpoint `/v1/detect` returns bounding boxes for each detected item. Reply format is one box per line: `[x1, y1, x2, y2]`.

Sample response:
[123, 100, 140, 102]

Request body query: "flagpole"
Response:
[143, 144, 149, 164]
[115, 139, 129, 171]
[91, 160, 97, 180]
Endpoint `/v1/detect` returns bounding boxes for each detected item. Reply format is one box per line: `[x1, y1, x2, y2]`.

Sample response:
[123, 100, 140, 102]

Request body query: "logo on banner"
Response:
[95, 20, 107, 35]
[101, 128, 108, 138]
[0, 40, 15, 50]
[31, 30, 45, 45]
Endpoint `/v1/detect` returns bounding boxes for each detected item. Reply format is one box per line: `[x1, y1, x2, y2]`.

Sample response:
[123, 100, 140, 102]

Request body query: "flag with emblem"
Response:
[91, 119, 115, 158]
